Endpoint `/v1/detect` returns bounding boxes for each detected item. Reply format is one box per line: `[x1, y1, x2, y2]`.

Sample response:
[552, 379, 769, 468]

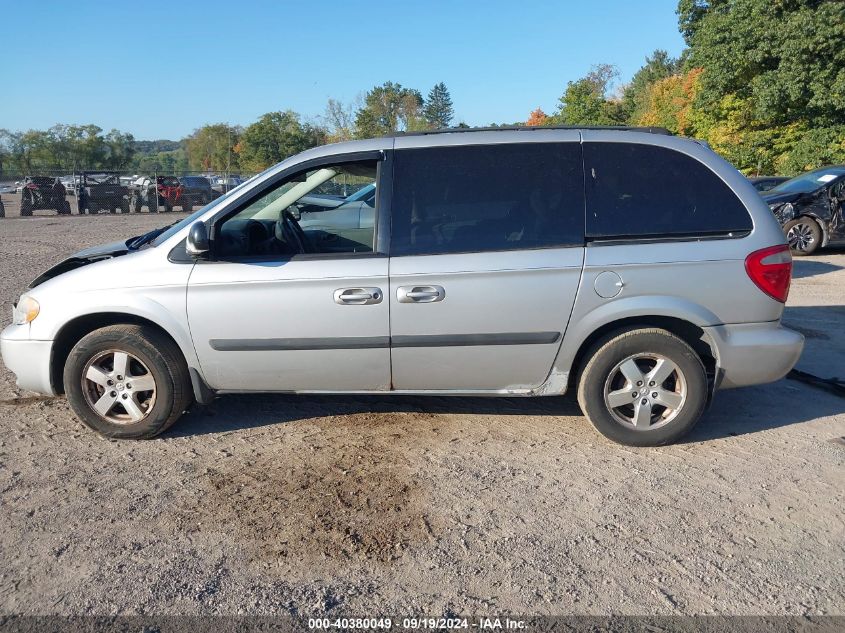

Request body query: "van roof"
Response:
[389, 125, 672, 137]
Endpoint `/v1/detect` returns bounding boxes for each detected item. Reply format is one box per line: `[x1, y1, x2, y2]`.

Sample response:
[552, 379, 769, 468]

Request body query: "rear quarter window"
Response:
[584, 142, 752, 239]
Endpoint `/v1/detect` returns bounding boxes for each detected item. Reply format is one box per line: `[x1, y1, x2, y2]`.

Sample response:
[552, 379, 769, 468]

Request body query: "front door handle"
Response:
[397, 285, 445, 303]
[334, 287, 383, 305]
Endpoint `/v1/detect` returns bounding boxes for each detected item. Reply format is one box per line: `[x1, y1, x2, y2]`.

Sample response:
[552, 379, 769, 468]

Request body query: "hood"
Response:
[761, 191, 802, 206]
[29, 239, 129, 289]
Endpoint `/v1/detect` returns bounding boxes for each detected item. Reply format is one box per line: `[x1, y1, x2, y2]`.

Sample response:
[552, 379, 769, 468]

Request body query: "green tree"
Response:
[677, 0, 845, 172]
[621, 50, 681, 122]
[323, 98, 358, 142]
[185, 123, 242, 172]
[103, 129, 136, 169]
[684, 0, 845, 126]
[549, 64, 625, 126]
[354, 82, 424, 138]
[237, 111, 327, 172]
[423, 82, 455, 128]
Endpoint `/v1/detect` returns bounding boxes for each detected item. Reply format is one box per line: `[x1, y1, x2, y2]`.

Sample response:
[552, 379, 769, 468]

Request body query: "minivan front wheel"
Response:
[577, 328, 707, 446]
[64, 324, 192, 439]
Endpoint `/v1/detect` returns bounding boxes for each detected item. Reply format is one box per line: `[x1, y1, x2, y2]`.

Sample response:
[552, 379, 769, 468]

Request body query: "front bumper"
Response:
[0, 324, 55, 395]
[704, 322, 804, 390]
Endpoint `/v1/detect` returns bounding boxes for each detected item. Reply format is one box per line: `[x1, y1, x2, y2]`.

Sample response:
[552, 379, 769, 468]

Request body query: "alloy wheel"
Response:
[603, 354, 687, 430]
[81, 350, 157, 424]
[787, 222, 815, 252]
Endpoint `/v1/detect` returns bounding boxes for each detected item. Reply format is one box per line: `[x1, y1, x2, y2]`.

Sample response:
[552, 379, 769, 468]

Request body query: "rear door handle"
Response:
[397, 285, 445, 303]
[334, 287, 383, 305]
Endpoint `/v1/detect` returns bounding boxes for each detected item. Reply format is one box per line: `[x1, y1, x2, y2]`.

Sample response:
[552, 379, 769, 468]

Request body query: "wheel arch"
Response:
[556, 313, 719, 398]
[50, 312, 196, 395]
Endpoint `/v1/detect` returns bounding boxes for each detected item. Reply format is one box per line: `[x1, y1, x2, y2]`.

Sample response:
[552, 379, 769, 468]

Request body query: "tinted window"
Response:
[391, 143, 584, 256]
[584, 142, 752, 238]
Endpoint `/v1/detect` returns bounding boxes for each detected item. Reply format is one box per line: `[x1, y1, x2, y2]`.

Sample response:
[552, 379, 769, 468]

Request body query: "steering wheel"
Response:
[283, 209, 310, 253]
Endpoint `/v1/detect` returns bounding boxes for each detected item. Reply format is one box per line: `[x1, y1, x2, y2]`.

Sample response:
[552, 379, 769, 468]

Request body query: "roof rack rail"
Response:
[389, 125, 672, 137]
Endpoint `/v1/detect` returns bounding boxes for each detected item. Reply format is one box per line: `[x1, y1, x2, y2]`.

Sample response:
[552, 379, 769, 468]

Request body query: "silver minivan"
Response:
[0, 127, 804, 446]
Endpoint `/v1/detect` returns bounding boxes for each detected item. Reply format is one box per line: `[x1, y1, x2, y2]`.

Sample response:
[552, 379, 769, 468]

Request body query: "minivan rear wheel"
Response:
[577, 328, 707, 446]
[63, 324, 192, 439]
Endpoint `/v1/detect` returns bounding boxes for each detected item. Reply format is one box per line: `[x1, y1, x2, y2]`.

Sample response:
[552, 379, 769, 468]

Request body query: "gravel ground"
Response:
[0, 214, 843, 617]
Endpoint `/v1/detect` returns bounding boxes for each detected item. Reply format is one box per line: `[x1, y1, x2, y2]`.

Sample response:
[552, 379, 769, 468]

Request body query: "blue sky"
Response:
[2, 1, 685, 140]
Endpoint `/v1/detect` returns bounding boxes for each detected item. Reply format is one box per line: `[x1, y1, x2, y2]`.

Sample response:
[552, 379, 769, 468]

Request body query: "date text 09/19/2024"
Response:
[308, 617, 528, 630]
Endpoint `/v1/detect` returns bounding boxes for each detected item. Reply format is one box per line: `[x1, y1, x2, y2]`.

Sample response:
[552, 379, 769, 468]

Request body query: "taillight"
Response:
[745, 244, 792, 303]
[25, 183, 37, 189]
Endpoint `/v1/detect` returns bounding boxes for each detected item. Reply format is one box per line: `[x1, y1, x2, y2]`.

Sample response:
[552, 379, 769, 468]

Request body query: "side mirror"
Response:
[186, 221, 210, 257]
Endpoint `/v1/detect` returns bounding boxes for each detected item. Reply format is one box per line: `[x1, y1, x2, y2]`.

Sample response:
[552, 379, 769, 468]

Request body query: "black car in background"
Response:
[178, 176, 213, 208]
[78, 172, 130, 214]
[749, 176, 789, 192]
[763, 165, 845, 255]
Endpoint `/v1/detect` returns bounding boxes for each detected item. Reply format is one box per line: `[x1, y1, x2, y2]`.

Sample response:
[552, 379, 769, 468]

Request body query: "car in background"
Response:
[60, 175, 82, 196]
[178, 176, 214, 208]
[78, 172, 130, 214]
[763, 165, 845, 255]
[130, 176, 192, 213]
[208, 175, 243, 196]
[749, 176, 789, 193]
[20, 176, 71, 216]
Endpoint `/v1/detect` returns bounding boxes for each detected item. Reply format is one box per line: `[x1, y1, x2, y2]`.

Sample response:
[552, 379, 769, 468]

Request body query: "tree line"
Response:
[1, 1, 842, 177]
[0, 81, 456, 176]
[538, 0, 844, 175]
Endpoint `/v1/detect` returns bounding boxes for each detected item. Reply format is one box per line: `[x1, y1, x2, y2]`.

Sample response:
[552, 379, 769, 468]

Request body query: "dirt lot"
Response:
[0, 213, 843, 617]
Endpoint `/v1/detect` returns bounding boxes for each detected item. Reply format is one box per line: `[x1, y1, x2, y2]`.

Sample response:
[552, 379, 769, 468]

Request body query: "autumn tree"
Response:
[675, 0, 845, 172]
[526, 108, 548, 126]
[621, 50, 680, 122]
[423, 82, 455, 128]
[635, 68, 703, 135]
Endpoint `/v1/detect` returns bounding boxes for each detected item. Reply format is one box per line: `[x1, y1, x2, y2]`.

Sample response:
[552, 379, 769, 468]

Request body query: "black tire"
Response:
[784, 217, 821, 256]
[164, 202, 173, 213]
[577, 327, 707, 446]
[132, 195, 141, 213]
[89, 202, 99, 214]
[121, 199, 130, 214]
[20, 196, 32, 216]
[63, 324, 193, 439]
[182, 198, 192, 213]
[0, 201, 5, 218]
[59, 200, 71, 215]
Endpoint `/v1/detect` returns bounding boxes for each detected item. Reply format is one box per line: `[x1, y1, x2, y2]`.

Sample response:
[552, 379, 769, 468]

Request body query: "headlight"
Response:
[12, 295, 40, 325]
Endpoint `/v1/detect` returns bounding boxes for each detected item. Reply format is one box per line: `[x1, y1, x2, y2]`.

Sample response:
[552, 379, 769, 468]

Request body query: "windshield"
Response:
[769, 167, 845, 195]
[86, 174, 119, 184]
